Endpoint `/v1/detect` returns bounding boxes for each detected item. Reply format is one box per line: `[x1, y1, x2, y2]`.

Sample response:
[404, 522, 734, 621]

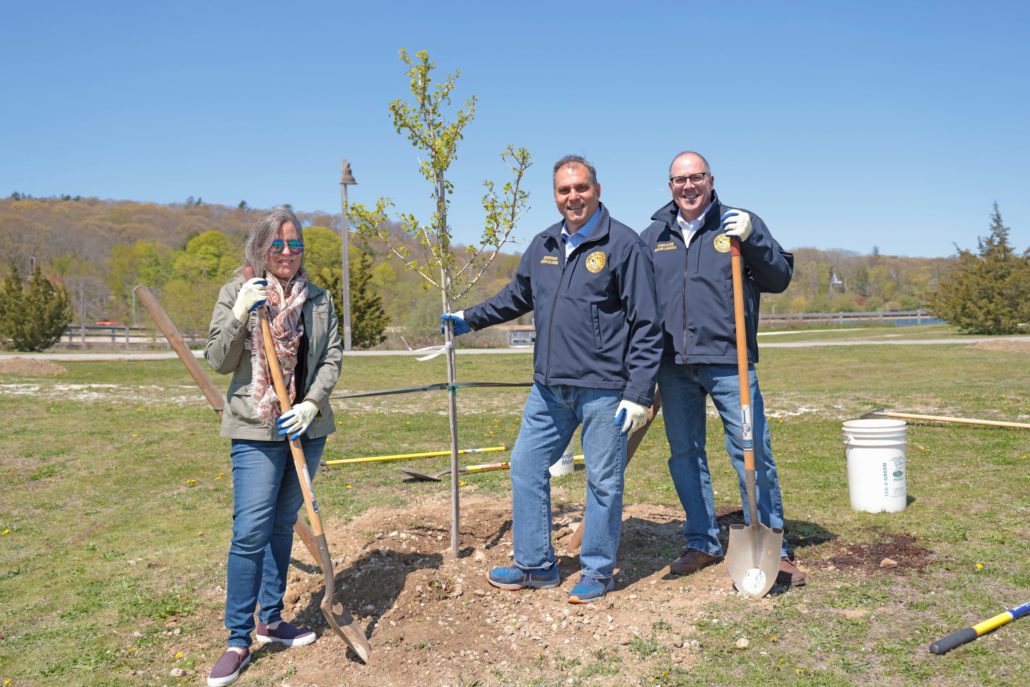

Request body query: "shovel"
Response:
[724, 237, 783, 599]
[259, 311, 371, 662]
[399, 455, 586, 482]
[398, 460, 512, 482]
[132, 284, 322, 566]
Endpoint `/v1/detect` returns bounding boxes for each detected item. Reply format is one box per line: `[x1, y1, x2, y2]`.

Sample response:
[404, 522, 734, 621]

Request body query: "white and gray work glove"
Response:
[614, 399, 649, 434]
[720, 209, 753, 242]
[277, 400, 319, 440]
[232, 278, 268, 322]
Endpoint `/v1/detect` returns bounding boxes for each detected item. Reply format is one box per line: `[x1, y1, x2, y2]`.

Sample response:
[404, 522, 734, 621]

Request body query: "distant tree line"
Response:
[0, 197, 1025, 347]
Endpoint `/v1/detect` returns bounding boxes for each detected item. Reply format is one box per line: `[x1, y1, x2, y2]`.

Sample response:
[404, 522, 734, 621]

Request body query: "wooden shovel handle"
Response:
[875, 410, 1030, 430]
[133, 284, 224, 413]
[259, 311, 325, 538]
[730, 239, 755, 473]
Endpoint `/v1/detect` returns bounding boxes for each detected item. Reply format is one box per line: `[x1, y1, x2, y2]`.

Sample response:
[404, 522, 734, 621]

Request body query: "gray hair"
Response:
[552, 154, 598, 185]
[242, 206, 305, 279]
[668, 150, 712, 176]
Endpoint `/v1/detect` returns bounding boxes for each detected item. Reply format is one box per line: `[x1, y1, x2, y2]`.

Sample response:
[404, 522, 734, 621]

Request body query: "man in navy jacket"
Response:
[443, 155, 662, 603]
[640, 150, 806, 586]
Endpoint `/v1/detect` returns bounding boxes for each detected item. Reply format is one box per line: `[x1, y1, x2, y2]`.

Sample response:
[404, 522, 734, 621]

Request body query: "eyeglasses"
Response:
[669, 173, 709, 187]
[269, 239, 305, 255]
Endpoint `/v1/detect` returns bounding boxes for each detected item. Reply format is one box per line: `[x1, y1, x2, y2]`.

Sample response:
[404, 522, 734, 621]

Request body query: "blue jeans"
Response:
[225, 436, 326, 648]
[656, 363, 788, 558]
[510, 383, 627, 580]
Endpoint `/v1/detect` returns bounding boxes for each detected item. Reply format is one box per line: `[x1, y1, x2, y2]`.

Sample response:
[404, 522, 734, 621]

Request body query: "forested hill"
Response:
[0, 195, 340, 265]
[0, 195, 521, 337]
[1, 195, 954, 332]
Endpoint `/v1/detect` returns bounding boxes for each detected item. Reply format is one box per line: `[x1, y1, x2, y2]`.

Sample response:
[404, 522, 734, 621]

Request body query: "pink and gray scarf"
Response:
[250, 275, 307, 421]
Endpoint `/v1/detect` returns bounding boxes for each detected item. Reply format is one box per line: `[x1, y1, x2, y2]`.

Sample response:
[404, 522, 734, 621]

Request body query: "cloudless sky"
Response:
[2, 1, 1028, 257]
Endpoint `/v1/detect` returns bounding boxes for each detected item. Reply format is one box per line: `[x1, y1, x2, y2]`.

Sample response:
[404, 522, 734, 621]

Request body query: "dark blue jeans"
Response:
[656, 363, 788, 558]
[225, 436, 325, 648]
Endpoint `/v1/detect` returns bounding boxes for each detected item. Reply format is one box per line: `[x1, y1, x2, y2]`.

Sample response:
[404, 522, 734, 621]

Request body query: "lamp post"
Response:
[340, 159, 357, 350]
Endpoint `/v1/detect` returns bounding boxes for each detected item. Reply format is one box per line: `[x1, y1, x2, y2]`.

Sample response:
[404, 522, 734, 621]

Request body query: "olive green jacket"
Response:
[204, 277, 342, 441]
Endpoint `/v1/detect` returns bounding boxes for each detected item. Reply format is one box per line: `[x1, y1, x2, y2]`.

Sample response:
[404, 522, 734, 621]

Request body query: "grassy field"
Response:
[0, 328, 1027, 686]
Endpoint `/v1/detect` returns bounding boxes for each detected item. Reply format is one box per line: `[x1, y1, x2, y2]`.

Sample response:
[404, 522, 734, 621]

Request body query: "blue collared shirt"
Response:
[560, 208, 602, 257]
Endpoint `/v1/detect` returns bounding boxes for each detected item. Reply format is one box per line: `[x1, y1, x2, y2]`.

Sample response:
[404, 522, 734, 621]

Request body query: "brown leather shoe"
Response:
[776, 557, 808, 586]
[670, 549, 723, 576]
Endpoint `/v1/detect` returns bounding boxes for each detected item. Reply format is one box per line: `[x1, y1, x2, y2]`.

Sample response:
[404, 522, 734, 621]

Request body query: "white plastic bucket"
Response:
[549, 450, 574, 478]
[843, 419, 907, 513]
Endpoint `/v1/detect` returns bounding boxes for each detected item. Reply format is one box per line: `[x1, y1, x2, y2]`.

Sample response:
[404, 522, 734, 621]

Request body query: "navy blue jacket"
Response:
[640, 192, 793, 366]
[464, 204, 662, 406]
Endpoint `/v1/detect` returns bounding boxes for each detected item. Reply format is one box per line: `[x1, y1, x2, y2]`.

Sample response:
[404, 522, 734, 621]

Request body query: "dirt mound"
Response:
[229, 497, 743, 686]
[970, 339, 1030, 352]
[0, 357, 67, 375]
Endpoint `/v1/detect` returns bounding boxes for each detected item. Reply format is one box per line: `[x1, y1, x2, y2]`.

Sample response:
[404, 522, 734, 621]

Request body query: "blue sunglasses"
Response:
[269, 239, 304, 255]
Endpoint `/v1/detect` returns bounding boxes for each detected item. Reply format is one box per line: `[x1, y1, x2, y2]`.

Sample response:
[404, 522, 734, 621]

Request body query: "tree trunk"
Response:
[436, 172, 461, 558]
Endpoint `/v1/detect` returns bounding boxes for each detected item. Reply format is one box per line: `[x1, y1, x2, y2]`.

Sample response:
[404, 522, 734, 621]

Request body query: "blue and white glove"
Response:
[440, 311, 471, 336]
[720, 210, 752, 243]
[614, 400, 648, 434]
[277, 400, 318, 440]
[232, 278, 268, 322]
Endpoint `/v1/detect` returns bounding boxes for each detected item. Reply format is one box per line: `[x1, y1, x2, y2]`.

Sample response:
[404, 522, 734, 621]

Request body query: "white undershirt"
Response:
[676, 199, 714, 246]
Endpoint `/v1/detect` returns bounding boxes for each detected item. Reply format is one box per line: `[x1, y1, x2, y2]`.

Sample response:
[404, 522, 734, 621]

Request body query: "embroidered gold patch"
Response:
[654, 241, 677, 253]
[540, 255, 559, 265]
[713, 234, 731, 253]
[585, 251, 606, 273]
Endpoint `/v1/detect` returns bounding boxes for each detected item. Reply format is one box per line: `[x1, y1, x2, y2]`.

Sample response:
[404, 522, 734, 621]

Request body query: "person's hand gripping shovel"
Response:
[723, 230, 784, 598]
[258, 308, 371, 662]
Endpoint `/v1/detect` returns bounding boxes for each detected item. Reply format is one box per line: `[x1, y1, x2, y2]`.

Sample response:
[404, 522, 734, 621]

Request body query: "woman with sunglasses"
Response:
[203, 206, 342, 686]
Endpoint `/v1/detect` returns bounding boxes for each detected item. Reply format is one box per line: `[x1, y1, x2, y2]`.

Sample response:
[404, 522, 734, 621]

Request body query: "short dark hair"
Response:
[553, 155, 598, 184]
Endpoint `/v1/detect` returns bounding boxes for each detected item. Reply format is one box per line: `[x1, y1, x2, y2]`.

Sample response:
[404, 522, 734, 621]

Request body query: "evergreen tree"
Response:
[308, 248, 389, 349]
[350, 251, 389, 348]
[0, 263, 74, 351]
[931, 203, 1030, 334]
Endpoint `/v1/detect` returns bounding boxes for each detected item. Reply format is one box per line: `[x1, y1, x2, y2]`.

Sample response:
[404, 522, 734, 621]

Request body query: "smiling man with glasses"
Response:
[640, 151, 807, 588]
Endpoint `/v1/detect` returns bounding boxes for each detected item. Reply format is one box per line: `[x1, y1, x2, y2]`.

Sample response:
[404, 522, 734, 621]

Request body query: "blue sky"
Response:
[2, 1, 1028, 257]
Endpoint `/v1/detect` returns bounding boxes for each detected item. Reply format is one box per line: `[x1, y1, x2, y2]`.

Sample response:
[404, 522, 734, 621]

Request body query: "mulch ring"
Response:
[825, 530, 934, 574]
[712, 508, 934, 575]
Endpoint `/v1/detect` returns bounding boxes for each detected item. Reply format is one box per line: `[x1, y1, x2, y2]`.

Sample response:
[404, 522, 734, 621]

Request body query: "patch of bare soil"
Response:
[969, 339, 1030, 352]
[0, 357, 66, 375]
[825, 531, 934, 574]
[199, 497, 783, 687]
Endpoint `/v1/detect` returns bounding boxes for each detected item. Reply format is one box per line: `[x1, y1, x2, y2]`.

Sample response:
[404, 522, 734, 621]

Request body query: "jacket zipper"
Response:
[681, 230, 690, 360]
[544, 248, 570, 385]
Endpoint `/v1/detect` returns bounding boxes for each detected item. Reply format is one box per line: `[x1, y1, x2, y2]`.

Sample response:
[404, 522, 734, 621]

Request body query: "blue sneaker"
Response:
[568, 575, 614, 604]
[487, 564, 560, 591]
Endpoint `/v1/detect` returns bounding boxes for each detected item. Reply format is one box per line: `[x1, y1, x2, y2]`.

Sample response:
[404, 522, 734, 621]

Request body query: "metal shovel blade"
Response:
[325, 599, 371, 663]
[397, 461, 513, 482]
[726, 521, 783, 598]
[315, 537, 372, 662]
[397, 466, 447, 482]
